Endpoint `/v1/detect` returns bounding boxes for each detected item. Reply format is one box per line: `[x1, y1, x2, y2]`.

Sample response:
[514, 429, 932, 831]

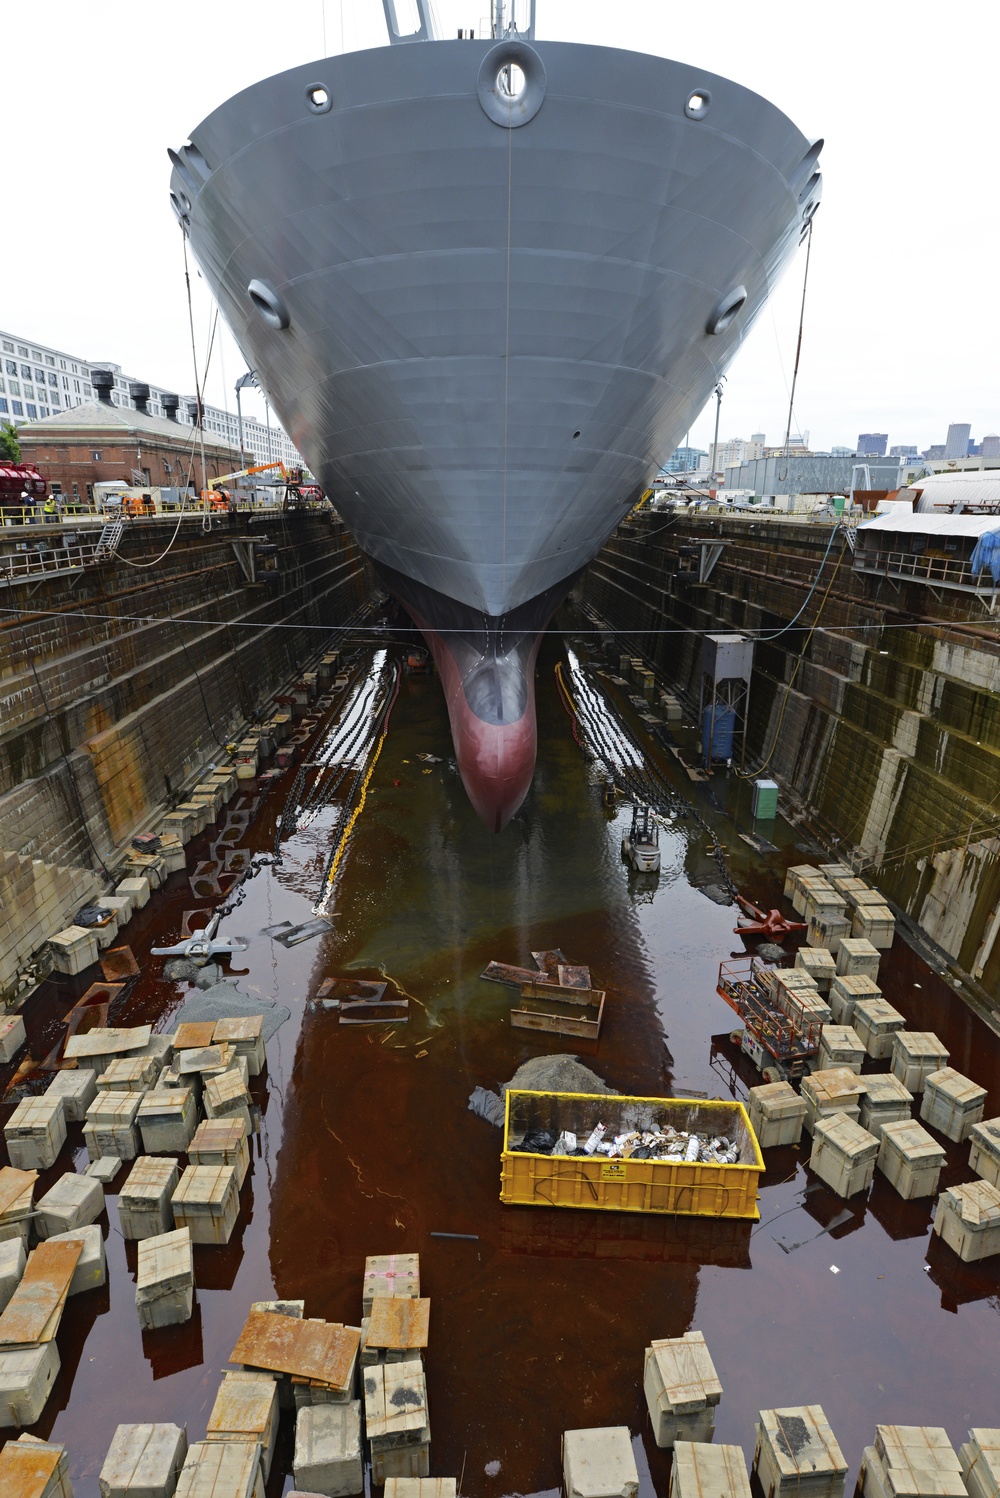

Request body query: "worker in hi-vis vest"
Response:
[42, 495, 58, 523]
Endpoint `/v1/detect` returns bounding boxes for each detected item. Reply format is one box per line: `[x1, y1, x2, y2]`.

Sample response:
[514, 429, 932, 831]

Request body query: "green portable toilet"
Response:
[752, 778, 779, 819]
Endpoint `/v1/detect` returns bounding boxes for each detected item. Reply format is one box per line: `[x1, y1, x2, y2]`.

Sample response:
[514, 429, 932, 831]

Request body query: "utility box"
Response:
[809, 1114, 879, 1198]
[643, 1331, 722, 1448]
[858, 1074, 914, 1141]
[702, 633, 754, 683]
[563, 1427, 639, 1498]
[933, 1181, 1000, 1263]
[877, 1121, 945, 1200]
[919, 1068, 987, 1143]
[891, 1032, 950, 1094]
[748, 1083, 807, 1149]
[752, 779, 779, 819]
[852, 997, 905, 1060]
[754, 1405, 848, 1498]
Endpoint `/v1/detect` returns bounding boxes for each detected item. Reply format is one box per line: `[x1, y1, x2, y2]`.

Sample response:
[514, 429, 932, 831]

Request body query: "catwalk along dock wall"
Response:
[0, 511, 372, 994]
[581, 511, 1000, 1002]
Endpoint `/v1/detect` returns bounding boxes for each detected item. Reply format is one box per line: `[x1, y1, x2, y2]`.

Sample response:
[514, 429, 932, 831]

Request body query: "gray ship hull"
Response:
[171, 38, 819, 826]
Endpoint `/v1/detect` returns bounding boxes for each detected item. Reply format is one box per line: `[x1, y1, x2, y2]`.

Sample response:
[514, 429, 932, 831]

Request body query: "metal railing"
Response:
[853, 545, 996, 594]
[1, 494, 326, 528]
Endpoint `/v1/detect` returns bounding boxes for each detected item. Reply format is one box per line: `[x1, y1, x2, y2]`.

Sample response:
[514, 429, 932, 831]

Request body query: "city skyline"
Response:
[4, 1, 1000, 464]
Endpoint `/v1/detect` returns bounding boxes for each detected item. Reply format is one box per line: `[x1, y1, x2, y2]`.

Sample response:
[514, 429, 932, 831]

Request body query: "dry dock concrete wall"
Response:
[582, 511, 1000, 1003]
[0, 510, 372, 996]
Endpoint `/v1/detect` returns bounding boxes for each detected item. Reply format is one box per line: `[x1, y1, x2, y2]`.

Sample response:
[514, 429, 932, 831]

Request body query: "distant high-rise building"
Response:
[857, 433, 888, 457]
[831, 446, 853, 457]
[968, 440, 981, 458]
[944, 422, 971, 459]
[661, 445, 706, 474]
[889, 445, 917, 457]
[923, 445, 945, 460]
[981, 434, 1000, 459]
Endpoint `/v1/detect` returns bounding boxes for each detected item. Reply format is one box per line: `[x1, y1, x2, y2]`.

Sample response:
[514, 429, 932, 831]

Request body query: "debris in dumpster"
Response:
[514, 1120, 742, 1165]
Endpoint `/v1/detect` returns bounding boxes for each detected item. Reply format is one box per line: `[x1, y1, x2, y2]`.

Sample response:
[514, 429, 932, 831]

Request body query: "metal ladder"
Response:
[93, 520, 125, 561]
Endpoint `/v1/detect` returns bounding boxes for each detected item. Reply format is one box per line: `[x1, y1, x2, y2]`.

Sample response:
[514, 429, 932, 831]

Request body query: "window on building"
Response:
[10, 381, 20, 396]
[1, 340, 12, 353]
[48, 372, 57, 386]
[17, 345, 28, 357]
[12, 401, 23, 416]
[86, 484, 93, 502]
[20, 365, 31, 379]
[26, 404, 37, 419]
[4, 360, 15, 375]
[59, 359, 66, 370]
[51, 391, 60, 406]
[72, 482, 79, 499]
[30, 350, 40, 361]
[73, 379, 80, 393]
[92, 451, 102, 461]
[50, 482, 61, 495]
[0, 399, 7, 415]
[24, 387, 34, 400]
[39, 407, 48, 419]
[84, 384, 91, 397]
[62, 376, 68, 389]
[34, 368, 45, 383]
[45, 355, 54, 367]
[70, 362, 78, 374]
[0, 378, 4, 393]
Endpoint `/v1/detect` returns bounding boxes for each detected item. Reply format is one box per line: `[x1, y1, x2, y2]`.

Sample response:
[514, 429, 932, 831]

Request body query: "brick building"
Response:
[17, 397, 241, 507]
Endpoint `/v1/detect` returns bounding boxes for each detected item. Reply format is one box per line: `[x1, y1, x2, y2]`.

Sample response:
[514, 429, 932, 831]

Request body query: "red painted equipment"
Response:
[734, 895, 807, 939]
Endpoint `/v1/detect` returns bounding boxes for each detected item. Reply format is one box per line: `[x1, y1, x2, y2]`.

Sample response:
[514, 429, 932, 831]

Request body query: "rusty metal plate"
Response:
[481, 961, 540, 988]
[207, 1373, 276, 1436]
[531, 949, 568, 974]
[557, 964, 592, 989]
[0, 1166, 37, 1218]
[231, 1309, 359, 1388]
[0, 1239, 83, 1345]
[173, 1021, 217, 1050]
[0, 1441, 63, 1498]
[64, 1025, 151, 1057]
[367, 1296, 430, 1350]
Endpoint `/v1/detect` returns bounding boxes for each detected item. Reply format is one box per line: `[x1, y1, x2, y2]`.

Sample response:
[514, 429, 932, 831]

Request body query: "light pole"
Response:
[710, 377, 726, 485]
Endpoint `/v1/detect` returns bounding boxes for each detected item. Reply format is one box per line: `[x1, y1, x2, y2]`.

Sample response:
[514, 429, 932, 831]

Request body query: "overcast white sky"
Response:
[4, 1, 998, 454]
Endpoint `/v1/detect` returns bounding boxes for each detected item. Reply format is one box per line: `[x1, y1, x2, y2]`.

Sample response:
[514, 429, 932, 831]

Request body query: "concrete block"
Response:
[188, 1118, 249, 1188]
[203, 1069, 253, 1134]
[562, 1427, 639, 1498]
[84, 1091, 142, 1162]
[137, 1088, 198, 1154]
[968, 1118, 1000, 1188]
[0, 1341, 61, 1426]
[35, 1172, 105, 1239]
[0, 1013, 27, 1062]
[363, 1253, 420, 1313]
[817, 1026, 865, 1075]
[809, 1114, 879, 1199]
[125, 854, 164, 890]
[959, 1430, 1000, 1498]
[933, 1180, 1000, 1263]
[384, 1484, 456, 1498]
[119, 1158, 180, 1240]
[48, 925, 100, 976]
[0, 1237, 27, 1312]
[5, 1096, 67, 1170]
[294, 1401, 362, 1497]
[800, 1070, 867, 1136]
[171, 1164, 239, 1245]
[175, 1442, 264, 1498]
[853, 998, 906, 1060]
[99, 1421, 188, 1498]
[858, 1074, 914, 1141]
[919, 1068, 987, 1143]
[157, 836, 187, 875]
[47, 1224, 107, 1295]
[805, 913, 851, 958]
[643, 1330, 722, 1449]
[877, 1121, 945, 1201]
[671, 1445, 751, 1498]
[86, 1156, 124, 1185]
[754, 1406, 848, 1498]
[101, 893, 134, 924]
[835, 937, 880, 980]
[213, 1016, 265, 1076]
[116, 877, 150, 910]
[372, 1447, 430, 1485]
[98, 1054, 158, 1093]
[45, 1068, 98, 1122]
[891, 1032, 950, 1094]
[794, 946, 837, 992]
[136, 1228, 194, 1330]
[160, 810, 195, 844]
[205, 1372, 278, 1481]
[861, 1427, 966, 1498]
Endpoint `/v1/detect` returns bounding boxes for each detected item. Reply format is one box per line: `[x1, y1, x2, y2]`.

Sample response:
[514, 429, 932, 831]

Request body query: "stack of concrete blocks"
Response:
[44, 1069, 98, 1123]
[98, 1422, 188, 1498]
[891, 1033, 950, 1095]
[119, 1158, 180, 1240]
[364, 1361, 431, 1483]
[47, 1226, 107, 1296]
[47, 925, 101, 976]
[562, 1428, 639, 1498]
[642, 1330, 722, 1448]
[829, 975, 881, 1027]
[363, 1253, 420, 1314]
[853, 998, 906, 1061]
[806, 912, 852, 956]
[171, 1164, 240, 1245]
[0, 1238, 26, 1311]
[0, 1013, 27, 1062]
[362, 1296, 429, 1371]
[753, 1406, 848, 1498]
[208, 765, 239, 799]
[859, 1074, 914, 1140]
[859, 1426, 967, 1498]
[214, 1015, 266, 1076]
[135, 1227, 194, 1329]
[294, 1401, 364, 1496]
[919, 1069, 987, 1143]
[832, 876, 870, 905]
[83, 1092, 142, 1162]
[817, 1026, 865, 1075]
[115, 875, 151, 911]
[783, 865, 819, 908]
[138, 1088, 198, 1154]
[67, 1026, 153, 1080]
[385, 1481, 457, 1498]
[800, 1070, 868, 1135]
[204, 1069, 254, 1135]
[933, 1180, 1000, 1263]
[98, 1054, 158, 1094]
[809, 1115, 880, 1198]
[0, 1432, 75, 1497]
[0, 850, 102, 1002]
[5, 1096, 67, 1169]
[175, 1442, 264, 1498]
[771, 973, 832, 1028]
[671, 1444, 751, 1498]
[188, 1119, 250, 1189]
[34, 1173, 105, 1240]
[156, 833, 187, 875]
[794, 947, 838, 993]
[958, 1429, 1000, 1498]
[876, 1121, 946, 1200]
[0, 1341, 62, 1427]
[124, 851, 165, 891]
[0, 1166, 38, 1248]
[852, 904, 896, 949]
[836, 938, 881, 981]
[967, 1118, 1000, 1187]
[99, 892, 134, 928]
[160, 809, 195, 845]
[205, 1372, 279, 1482]
[177, 1042, 236, 1086]
[801, 882, 846, 928]
[748, 1083, 807, 1149]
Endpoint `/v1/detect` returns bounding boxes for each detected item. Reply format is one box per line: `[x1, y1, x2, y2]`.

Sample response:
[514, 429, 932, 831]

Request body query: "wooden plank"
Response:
[0, 1239, 83, 1346]
[230, 1309, 359, 1388]
[367, 1296, 430, 1351]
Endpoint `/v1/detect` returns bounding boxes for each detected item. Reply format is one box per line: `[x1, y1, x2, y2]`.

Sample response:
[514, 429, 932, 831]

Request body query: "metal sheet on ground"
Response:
[0, 1441, 64, 1498]
[366, 1296, 430, 1350]
[0, 1239, 83, 1345]
[230, 1309, 359, 1387]
[0, 1167, 37, 1218]
[64, 1025, 151, 1058]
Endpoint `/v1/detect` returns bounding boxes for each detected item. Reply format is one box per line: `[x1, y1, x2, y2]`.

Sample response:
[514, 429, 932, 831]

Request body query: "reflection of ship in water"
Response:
[499, 1202, 752, 1268]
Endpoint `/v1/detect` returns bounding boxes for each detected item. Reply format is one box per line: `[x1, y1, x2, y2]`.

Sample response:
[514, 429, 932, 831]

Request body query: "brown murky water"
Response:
[3, 634, 999, 1495]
